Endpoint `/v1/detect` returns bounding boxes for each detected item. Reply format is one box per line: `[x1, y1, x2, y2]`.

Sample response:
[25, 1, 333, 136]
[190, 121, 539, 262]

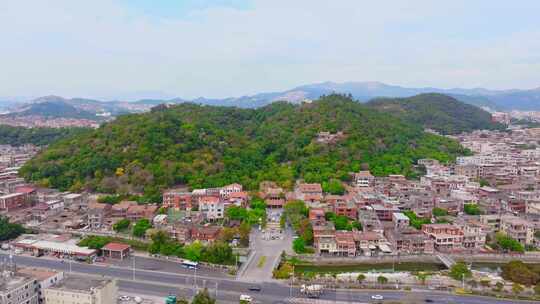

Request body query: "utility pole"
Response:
[462, 273, 465, 290]
[193, 267, 197, 291]
[69, 258, 72, 273]
[215, 281, 218, 299]
[132, 256, 135, 281]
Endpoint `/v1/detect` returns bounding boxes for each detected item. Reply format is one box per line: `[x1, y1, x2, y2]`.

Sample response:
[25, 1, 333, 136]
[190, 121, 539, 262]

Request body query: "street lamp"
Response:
[289, 264, 295, 297]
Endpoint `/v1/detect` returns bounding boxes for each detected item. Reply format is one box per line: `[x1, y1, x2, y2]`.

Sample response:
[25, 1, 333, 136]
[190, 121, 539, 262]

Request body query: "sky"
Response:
[1, 0, 539, 100]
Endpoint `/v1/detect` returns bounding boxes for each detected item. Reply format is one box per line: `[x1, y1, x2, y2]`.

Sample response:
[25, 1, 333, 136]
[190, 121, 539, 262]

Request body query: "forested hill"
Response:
[5, 100, 99, 120]
[366, 93, 504, 134]
[0, 125, 90, 146]
[21, 94, 468, 201]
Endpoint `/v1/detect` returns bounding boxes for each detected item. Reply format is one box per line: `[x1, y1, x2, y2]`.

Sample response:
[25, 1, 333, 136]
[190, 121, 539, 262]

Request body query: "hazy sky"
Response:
[1, 0, 539, 100]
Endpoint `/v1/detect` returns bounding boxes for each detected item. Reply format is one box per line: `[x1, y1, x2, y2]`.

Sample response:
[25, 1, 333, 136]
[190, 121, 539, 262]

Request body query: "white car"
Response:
[371, 294, 384, 300]
[118, 295, 131, 301]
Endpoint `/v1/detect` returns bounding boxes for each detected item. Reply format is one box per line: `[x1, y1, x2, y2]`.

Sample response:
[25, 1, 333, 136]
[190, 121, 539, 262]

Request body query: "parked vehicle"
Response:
[371, 295, 384, 300]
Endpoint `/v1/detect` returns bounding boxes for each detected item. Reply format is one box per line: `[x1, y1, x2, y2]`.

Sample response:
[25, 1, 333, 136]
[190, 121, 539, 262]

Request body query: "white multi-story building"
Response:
[199, 196, 224, 221]
[219, 183, 243, 199]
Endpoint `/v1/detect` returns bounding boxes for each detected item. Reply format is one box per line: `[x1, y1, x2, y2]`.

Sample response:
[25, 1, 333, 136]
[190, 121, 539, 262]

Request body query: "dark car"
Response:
[248, 285, 262, 292]
[425, 299, 434, 303]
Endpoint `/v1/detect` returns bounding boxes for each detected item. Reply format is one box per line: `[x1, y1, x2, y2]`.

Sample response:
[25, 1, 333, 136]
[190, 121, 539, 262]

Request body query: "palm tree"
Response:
[357, 274, 366, 284]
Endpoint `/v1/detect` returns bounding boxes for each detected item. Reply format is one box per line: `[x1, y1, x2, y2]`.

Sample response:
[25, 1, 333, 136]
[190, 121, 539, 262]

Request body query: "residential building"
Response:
[162, 190, 193, 210]
[385, 228, 434, 254]
[335, 231, 356, 256]
[198, 196, 224, 221]
[87, 202, 111, 230]
[219, 183, 243, 199]
[422, 224, 464, 252]
[0, 267, 39, 304]
[392, 212, 410, 230]
[126, 204, 158, 222]
[0, 192, 26, 211]
[500, 215, 534, 245]
[355, 231, 387, 256]
[332, 199, 357, 220]
[353, 171, 374, 188]
[309, 208, 326, 225]
[43, 275, 117, 304]
[313, 222, 336, 255]
[17, 268, 64, 304]
[191, 225, 221, 243]
[294, 182, 323, 203]
[111, 201, 137, 218]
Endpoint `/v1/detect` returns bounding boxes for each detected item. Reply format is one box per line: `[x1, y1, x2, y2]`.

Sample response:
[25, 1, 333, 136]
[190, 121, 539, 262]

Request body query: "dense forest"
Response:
[21, 94, 469, 201]
[0, 125, 90, 146]
[367, 93, 504, 134]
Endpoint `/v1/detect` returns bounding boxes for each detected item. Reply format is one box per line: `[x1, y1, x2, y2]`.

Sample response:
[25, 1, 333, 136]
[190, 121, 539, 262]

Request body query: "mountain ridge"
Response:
[3, 81, 540, 113]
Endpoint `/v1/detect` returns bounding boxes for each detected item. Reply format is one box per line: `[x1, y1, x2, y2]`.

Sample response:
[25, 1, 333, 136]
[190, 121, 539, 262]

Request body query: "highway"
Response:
[2, 253, 535, 304]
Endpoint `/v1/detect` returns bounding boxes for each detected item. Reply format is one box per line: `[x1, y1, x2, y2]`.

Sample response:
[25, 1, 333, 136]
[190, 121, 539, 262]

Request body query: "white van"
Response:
[239, 294, 253, 302]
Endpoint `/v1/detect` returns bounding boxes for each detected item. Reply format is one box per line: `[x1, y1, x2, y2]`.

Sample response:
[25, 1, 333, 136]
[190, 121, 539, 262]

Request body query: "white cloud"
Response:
[0, 0, 539, 99]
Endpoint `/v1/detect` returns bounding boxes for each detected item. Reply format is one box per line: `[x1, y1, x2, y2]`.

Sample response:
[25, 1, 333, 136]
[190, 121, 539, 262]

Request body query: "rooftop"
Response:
[0, 272, 34, 293]
[393, 212, 409, 221]
[47, 275, 112, 292]
[102, 242, 130, 252]
[17, 267, 59, 281]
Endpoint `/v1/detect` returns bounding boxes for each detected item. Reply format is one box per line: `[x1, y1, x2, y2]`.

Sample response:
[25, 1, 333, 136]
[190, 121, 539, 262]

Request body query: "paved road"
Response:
[241, 226, 294, 282]
[108, 254, 229, 279]
[2, 253, 535, 304]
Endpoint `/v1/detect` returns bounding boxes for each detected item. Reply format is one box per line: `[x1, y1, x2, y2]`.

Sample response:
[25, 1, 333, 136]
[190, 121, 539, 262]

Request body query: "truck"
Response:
[165, 295, 177, 304]
[300, 284, 324, 298]
[239, 294, 253, 303]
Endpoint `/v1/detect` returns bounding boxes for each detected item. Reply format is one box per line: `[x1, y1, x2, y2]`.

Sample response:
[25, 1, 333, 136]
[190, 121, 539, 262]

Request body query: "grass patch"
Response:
[257, 256, 267, 268]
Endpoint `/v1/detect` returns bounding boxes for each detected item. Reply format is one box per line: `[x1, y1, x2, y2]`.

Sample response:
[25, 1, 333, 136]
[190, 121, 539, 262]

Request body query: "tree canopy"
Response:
[449, 262, 472, 281]
[21, 94, 469, 198]
[502, 261, 540, 286]
[367, 93, 504, 135]
[0, 125, 89, 146]
[0, 217, 25, 241]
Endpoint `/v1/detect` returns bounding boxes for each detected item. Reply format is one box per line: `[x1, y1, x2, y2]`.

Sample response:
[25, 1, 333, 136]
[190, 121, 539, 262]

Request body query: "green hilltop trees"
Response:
[0, 125, 89, 146]
[367, 93, 505, 135]
[21, 94, 469, 199]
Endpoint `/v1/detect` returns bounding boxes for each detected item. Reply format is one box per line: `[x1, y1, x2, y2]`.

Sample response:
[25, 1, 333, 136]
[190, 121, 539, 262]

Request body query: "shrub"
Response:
[463, 204, 481, 215]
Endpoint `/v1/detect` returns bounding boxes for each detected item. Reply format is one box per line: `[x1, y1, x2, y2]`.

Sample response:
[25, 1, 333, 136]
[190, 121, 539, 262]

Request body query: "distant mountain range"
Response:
[2, 82, 540, 119]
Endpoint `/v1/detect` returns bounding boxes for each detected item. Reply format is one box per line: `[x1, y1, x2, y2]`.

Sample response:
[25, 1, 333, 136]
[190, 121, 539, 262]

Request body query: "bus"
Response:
[181, 260, 199, 269]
